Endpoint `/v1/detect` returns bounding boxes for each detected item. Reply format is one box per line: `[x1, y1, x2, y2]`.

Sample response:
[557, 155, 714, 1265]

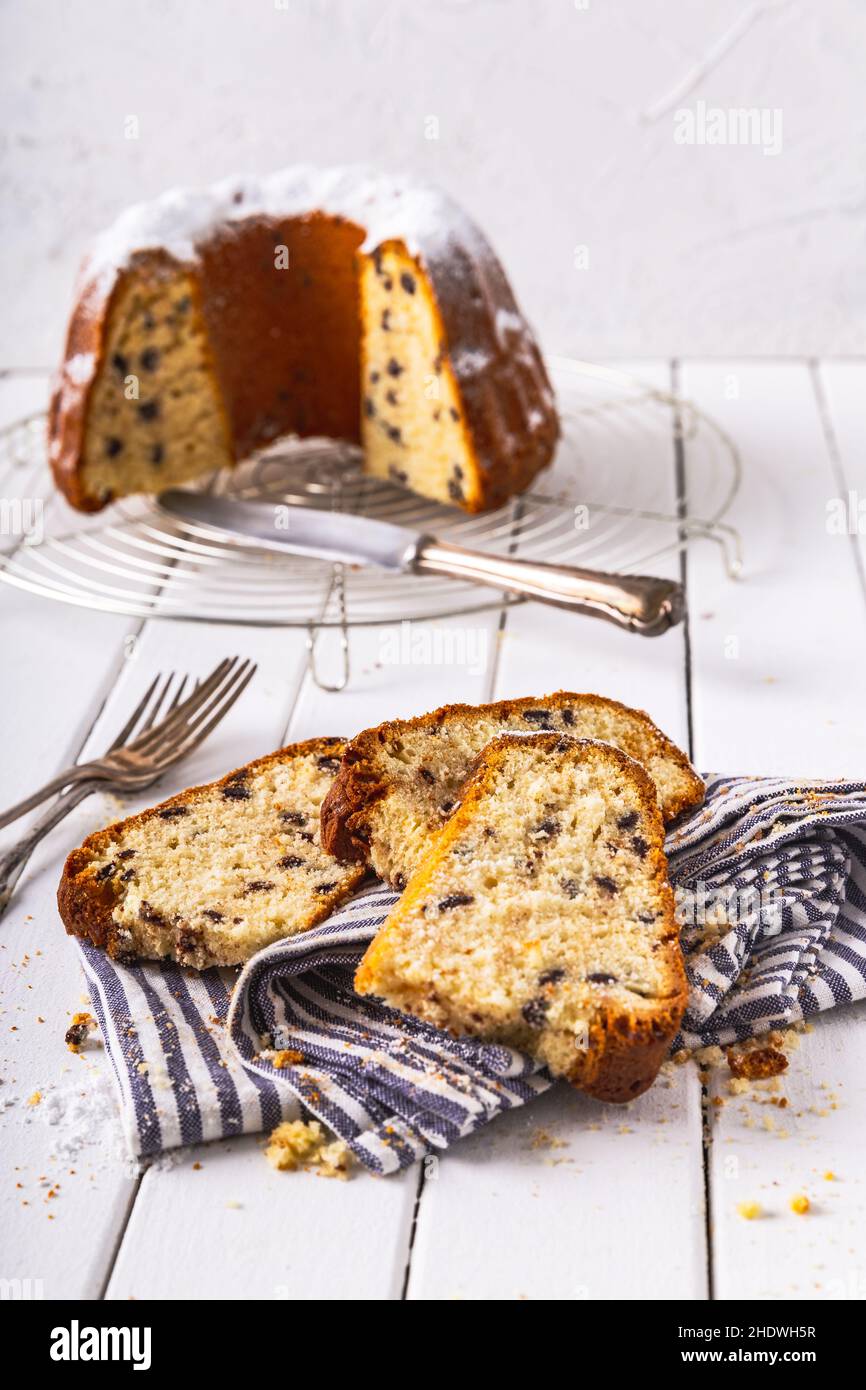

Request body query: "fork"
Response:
[0, 656, 257, 915]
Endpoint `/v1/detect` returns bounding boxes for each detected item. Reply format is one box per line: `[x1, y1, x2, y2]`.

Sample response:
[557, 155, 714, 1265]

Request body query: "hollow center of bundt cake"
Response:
[360, 738, 679, 1077]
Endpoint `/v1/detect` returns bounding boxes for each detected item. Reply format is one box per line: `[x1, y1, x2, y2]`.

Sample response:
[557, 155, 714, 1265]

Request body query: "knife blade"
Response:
[158, 489, 423, 571]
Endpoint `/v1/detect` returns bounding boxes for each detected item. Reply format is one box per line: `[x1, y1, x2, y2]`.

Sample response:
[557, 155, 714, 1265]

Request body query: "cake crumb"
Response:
[790, 1194, 810, 1215]
[737, 1201, 762, 1220]
[727, 1045, 788, 1080]
[530, 1127, 566, 1151]
[265, 1119, 354, 1179]
[26, 1091, 42, 1106]
[65, 1012, 97, 1053]
[823, 1170, 836, 1181]
[270, 1048, 304, 1070]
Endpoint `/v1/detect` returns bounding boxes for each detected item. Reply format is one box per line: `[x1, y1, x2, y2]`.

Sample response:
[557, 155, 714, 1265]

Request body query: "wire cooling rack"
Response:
[0, 358, 743, 689]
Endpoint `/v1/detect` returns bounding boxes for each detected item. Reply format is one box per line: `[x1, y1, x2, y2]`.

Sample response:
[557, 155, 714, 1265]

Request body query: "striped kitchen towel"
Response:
[76, 774, 866, 1173]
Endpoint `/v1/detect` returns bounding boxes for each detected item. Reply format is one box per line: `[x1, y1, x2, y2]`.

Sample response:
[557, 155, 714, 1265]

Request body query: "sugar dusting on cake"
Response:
[84, 165, 486, 290]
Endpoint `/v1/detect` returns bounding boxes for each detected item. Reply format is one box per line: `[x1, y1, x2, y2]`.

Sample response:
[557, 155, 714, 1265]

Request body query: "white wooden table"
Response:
[2, 358, 864, 1302]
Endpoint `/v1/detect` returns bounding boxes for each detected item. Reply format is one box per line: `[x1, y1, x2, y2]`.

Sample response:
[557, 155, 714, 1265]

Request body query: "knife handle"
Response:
[413, 538, 684, 636]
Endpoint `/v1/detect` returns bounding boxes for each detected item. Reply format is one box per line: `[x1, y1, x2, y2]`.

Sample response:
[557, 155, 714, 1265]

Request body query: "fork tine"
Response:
[145, 660, 254, 763]
[128, 657, 237, 755]
[156, 663, 258, 768]
[167, 675, 189, 713]
[108, 673, 162, 752]
[135, 671, 177, 737]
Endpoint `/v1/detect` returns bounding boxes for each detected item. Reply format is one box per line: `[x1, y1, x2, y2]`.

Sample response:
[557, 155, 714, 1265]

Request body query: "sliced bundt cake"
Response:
[321, 691, 703, 888]
[355, 734, 687, 1102]
[58, 738, 366, 969]
[49, 166, 558, 514]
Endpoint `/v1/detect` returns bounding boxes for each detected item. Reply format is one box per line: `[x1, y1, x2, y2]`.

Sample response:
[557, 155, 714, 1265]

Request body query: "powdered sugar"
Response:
[84, 164, 475, 289]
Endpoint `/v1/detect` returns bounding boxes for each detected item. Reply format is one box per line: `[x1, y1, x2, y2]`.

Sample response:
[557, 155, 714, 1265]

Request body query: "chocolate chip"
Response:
[637, 911, 656, 924]
[531, 818, 560, 839]
[381, 309, 391, 331]
[149, 443, 164, 465]
[118, 848, 136, 861]
[386, 424, 402, 444]
[388, 465, 408, 483]
[298, 831, 314, 843]
[617, 811, 639, 831]
[95, 861, 117, 882]
[279, 855, 305, 870]
[560, 877, 581, 898]
[65, 1021, 90, 1048]
[385, 389, 398, 406]
[561, 708, 575, 726]
[140, 347, 160, 371]
[111, 352, 129, 376]
[120, 868, 136, 883]
[400, 272, 416, 294]
[280, 811, 308, 827]
[393, 873, 406, 891]
[483, 826, 496, 838]
[587, 971, 618, 985]
[104, 436, 124, 457]
[315, 881, 338, 894]
[631, 836, 649, 859]
[522, 996, 550, 1028]
[538, 967, 566, 986]
[176, 929, 202, 957]
[316, 755, 340, 773]
[449, 407, 460, 421]
[174, 296, 191, 314]
[522, 709, 554, 727]
[364, 396, 375, 418]
[447, 478, 464, 501]
[595, 875, 619, 896]
[142, 310, 157, 331]
[244, 880, 275, 895]
[158, 805, 188, 820]
[419, 767, 436, 784]
[438, 893, 474, 911]
[439, 799, 457, 817]
[387, 358, 403, 377]
[202, 909, 224, 922]
[139, 900, 166, 926]
[221, 781, 250, 801]
[369, 369, 380, 383]
[138, 400, 160, 422]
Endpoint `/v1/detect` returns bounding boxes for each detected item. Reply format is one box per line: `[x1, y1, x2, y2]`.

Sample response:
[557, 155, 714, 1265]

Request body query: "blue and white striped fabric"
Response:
[76, 774, 866, 1174]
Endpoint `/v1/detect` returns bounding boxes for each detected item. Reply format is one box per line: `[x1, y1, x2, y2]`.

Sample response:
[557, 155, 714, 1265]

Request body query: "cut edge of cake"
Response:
[355, 732, 687, 1103]
[58, 737, 367, 969]
[320, 690, 705, 887]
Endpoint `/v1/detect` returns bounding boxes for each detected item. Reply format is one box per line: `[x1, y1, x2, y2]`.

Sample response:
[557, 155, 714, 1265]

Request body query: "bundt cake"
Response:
[49, 166, 559, 514]
[356, 733, 687, 1103]
[58, 738, 366, 968]
[320, 691, 704, 888]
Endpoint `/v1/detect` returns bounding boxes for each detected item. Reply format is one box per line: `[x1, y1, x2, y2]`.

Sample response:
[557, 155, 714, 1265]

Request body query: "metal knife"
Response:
[158, 489, 683, 637]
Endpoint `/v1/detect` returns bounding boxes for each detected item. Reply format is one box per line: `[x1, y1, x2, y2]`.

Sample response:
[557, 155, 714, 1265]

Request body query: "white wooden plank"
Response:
[815, 360, 866, 598]
[680, 359, 866, 1301]
[408, 362, 708, 1300]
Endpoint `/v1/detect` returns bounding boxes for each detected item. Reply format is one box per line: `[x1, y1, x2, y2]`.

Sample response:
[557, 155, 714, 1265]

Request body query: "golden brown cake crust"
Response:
[320, 690, 705, 870]
[356, 734, 687, 1104]
[49, 169, 558, 514]
[58, 736, 365, 965]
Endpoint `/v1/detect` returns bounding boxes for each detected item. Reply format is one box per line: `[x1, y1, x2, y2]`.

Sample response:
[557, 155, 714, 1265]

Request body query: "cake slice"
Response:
[58, 738, 366, 969]
[355, 734, 686, 1102]
[321, 692, 703, 888]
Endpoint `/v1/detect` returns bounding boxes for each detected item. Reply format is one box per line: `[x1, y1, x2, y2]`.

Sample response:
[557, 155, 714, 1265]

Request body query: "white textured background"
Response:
[2, 0, 864, 367]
